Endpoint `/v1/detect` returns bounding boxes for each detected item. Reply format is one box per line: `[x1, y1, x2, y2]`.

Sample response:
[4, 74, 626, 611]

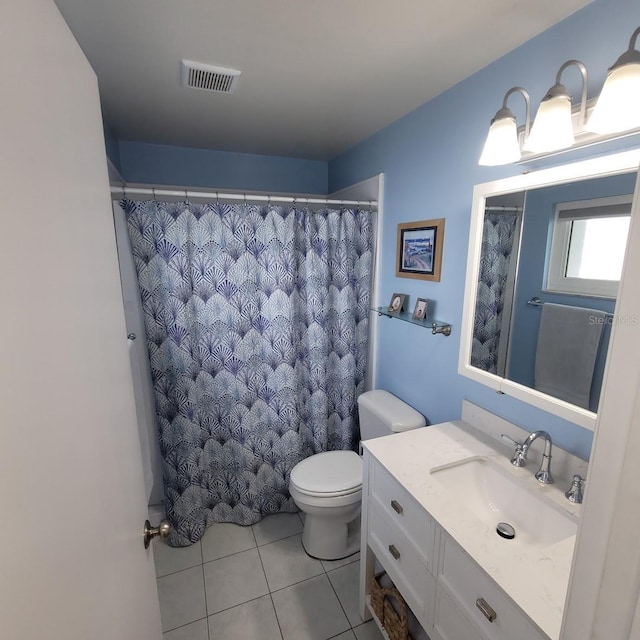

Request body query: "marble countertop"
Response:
[364, 420, 582, 640]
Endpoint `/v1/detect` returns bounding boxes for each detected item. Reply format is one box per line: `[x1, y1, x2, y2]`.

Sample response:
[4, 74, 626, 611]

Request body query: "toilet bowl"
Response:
[289, 390, 425, 560]
[290, 450, 362, 560]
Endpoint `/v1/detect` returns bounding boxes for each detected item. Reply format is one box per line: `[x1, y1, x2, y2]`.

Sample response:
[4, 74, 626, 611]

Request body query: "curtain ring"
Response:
[244, 193, 247, 204]
[216, 191, 219, 205]
[152, 187, 157, 201]
[122, 184, 127, 200]
[184, 189, 189, 205]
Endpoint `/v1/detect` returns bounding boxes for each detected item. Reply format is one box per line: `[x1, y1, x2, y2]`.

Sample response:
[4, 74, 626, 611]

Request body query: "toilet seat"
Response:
[291, 483, 362, 499]
[290, 450, 362, 497]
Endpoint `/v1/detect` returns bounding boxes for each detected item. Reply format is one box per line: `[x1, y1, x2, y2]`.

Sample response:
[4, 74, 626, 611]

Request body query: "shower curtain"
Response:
[123, 199, 373, 545]
[471, 211, 519, 374]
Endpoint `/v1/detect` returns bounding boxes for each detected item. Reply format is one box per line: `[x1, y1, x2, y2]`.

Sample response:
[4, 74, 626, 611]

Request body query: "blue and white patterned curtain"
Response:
[471, 212, 519, 374]
[123, 200, 373, 545]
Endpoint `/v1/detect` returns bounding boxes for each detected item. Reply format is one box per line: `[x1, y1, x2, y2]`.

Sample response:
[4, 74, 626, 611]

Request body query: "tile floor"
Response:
[154, 512, 384, 640]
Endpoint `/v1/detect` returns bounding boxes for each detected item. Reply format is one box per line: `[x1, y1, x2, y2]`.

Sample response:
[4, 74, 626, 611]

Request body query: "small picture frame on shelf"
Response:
[412, 298, 430, 320]
[387, 293, 407, 314]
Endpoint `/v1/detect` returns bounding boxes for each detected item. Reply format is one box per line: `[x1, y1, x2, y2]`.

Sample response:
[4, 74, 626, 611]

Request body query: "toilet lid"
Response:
[290, 451, 362, 495]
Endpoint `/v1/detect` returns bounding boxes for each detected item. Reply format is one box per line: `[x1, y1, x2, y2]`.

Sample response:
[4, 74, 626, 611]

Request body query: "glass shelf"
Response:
[372, 307, 452, 336]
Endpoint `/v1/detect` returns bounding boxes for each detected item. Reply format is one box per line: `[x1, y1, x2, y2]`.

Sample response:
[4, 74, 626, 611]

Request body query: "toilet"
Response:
[289, 389, 425, 560]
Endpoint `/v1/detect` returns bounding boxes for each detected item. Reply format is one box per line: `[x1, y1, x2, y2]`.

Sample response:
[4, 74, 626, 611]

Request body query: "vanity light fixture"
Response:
[478, 87, 530, 166]
[523, 60, 587, 154]
[479, 26, 640, 166]
[587, 26, 640, 134]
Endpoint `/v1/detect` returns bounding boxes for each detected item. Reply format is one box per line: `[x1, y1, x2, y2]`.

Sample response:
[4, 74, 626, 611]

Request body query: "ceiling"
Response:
[54, 0, 591, 160]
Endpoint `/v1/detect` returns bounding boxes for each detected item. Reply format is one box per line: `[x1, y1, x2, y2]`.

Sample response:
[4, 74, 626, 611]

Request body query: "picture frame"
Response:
[396, 218, 445, 281]
[412, 298, 430, 321]
[387, 293, 407, 314]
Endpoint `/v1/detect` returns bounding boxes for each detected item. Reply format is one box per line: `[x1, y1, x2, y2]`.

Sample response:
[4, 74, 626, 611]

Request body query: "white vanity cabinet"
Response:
[360, 451, 549, 640]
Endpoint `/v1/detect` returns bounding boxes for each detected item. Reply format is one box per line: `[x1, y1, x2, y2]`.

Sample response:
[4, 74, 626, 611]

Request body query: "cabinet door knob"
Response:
[476, 597, 497, 623]
[391, 500, 403, 515]
[388, 544, 401, 560]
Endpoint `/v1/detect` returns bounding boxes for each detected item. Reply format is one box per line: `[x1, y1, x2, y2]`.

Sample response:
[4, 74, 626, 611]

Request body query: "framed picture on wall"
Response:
[412, 298, 430, 320]
[396, 218, 445, 281]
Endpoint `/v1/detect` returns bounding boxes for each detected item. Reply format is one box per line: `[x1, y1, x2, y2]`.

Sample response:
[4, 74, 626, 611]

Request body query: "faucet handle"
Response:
[500, 433, 520, 447]
[565, 475, 585, 504]
[500, 434, 526, 467]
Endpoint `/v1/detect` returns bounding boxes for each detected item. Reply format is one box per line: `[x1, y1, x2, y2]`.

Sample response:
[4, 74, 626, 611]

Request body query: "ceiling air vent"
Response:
[181, 60, 241, 94]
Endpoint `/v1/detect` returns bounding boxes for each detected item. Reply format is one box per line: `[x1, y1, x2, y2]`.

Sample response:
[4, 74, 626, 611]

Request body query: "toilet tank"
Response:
[357, 390, 426, 440]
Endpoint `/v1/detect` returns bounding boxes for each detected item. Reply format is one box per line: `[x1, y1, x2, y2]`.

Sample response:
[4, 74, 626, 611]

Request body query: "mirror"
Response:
[460, 150, 640, 430]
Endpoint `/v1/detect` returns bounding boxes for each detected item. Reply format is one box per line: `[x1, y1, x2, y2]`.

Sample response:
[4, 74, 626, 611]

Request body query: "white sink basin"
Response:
[430, 457, 578, 548]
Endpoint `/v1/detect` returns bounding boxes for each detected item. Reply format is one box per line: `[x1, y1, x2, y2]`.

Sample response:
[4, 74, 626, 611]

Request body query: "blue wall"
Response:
[118, 140, 328, 194]
[328, 0, 640, 460]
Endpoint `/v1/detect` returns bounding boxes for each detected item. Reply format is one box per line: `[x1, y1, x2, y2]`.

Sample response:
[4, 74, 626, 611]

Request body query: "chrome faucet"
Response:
[501, 431, 554, 484]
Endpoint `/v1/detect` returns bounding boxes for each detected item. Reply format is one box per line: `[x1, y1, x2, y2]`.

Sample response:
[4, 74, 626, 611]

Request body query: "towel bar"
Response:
[526, 297, 613, 317]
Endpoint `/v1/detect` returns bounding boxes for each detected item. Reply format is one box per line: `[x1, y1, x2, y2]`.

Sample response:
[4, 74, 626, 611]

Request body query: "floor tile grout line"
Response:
[198, 531, 211, 640]
[325, 570, 355, 633]
[201, 538, 285, 640]
[205, 592, 280, 624]
[266, 570, 333, 596]
[201, 543, 258, 566]
[162, 614, 208, 635]
[253, 539, 322, 597]
[268, 592, 286, 640]
[199, 529, 302, 568]
[255, 529, 284, 640]
[327, 632, 356, 640]
[321, 554, 360, 575]
[156, 561, 204, 580]
[196, 538, 212, 640]
[201, 561, 211, 640]
[254, 527, 305, 548]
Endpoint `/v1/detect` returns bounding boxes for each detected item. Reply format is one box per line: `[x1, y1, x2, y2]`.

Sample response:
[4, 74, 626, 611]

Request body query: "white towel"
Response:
[534, 303, 606, 409]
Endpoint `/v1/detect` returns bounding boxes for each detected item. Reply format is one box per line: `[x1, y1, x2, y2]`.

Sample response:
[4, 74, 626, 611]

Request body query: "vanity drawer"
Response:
[371, 460, 436, 569]
[439, 538, 547, 640]
[369, 497, 434, 623]
[434, 585, 484, 640]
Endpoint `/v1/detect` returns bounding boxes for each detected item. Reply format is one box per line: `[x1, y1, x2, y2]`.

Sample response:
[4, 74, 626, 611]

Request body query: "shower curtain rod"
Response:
[484, 205, 523, 212]
[110, 186, 378, 208]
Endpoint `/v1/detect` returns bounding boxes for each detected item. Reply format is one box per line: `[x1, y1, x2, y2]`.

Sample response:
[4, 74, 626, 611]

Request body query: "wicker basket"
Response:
[370, 571, 410, 640]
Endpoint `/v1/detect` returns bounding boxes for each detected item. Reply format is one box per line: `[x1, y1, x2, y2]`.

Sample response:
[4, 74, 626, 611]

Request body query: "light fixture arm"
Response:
[501, 86, 531, 139]
[626, 25, 640, 54]
[554, 60, 588, 126]
[612, 26, 640, 68]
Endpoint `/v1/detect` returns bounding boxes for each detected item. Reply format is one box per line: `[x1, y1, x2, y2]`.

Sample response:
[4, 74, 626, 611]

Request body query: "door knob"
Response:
[143, 519, 171, 548]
